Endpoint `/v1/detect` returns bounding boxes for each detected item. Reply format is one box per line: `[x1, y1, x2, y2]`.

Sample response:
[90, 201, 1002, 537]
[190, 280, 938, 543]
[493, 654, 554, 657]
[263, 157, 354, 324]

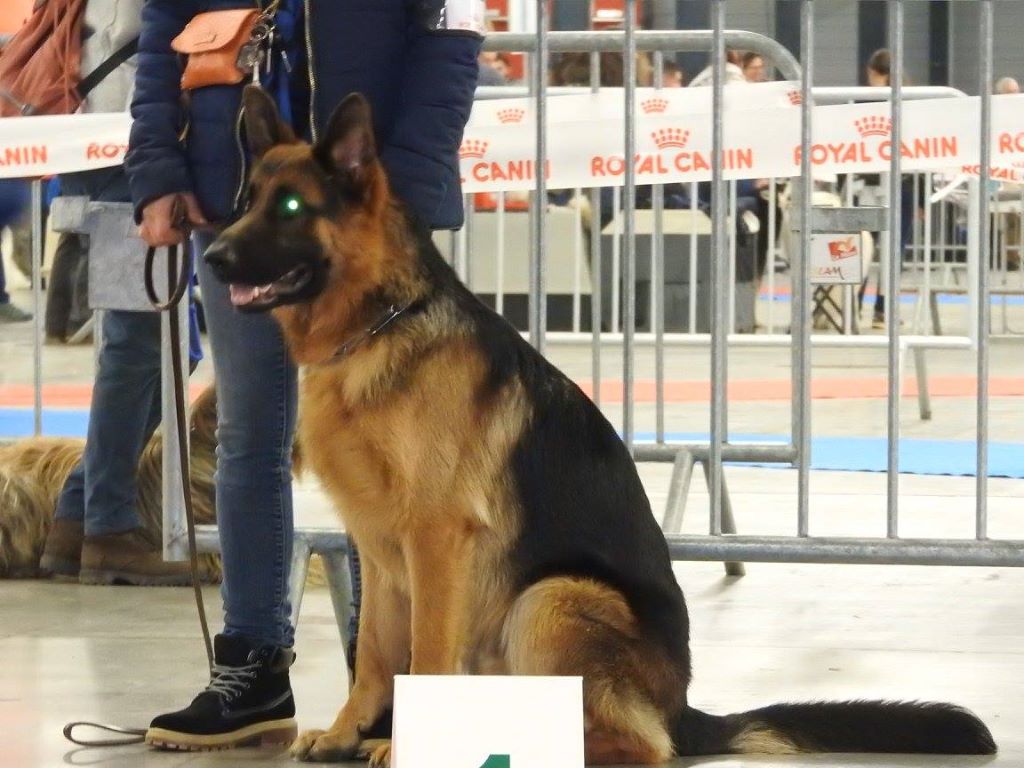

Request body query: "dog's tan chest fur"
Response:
[297, 334, 530, 664]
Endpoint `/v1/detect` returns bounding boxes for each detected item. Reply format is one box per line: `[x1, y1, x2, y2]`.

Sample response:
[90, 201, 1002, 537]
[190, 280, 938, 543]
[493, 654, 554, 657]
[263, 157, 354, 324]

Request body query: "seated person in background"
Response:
[478, 50, 507, 85]
[741, 52, 768, 83]
[995, 76, 1020, 95]
[662, 60, 685, 87]
[688, 49, 745, 87]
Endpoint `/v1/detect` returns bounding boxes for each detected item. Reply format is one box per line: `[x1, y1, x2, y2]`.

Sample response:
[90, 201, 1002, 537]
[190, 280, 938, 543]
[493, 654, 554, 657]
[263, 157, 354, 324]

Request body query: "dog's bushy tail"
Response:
[0, 438, 84, 577]
[0, 464, 53, 576]
[673, 701, 995, 756]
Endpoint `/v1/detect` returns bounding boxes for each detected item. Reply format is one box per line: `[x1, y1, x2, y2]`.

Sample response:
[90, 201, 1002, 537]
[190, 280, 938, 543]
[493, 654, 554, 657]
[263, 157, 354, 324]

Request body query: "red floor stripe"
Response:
[578, 376, 1024, 403]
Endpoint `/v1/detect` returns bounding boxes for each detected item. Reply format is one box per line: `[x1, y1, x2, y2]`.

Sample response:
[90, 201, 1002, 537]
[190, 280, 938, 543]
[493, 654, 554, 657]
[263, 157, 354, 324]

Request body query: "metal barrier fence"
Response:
[459, 2, 1021, 568]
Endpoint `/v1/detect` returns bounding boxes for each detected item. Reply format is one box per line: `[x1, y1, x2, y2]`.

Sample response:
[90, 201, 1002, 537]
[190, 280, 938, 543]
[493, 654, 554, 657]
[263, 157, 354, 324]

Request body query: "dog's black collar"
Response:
[319, 298, 420, 365]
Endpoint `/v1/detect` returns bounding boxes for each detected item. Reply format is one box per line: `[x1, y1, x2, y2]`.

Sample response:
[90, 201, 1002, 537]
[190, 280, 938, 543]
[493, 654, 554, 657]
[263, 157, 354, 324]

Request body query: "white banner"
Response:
[2, 87, 1023, 191]
[0, 112, 131, 179]
[459, 90, 1024, 192]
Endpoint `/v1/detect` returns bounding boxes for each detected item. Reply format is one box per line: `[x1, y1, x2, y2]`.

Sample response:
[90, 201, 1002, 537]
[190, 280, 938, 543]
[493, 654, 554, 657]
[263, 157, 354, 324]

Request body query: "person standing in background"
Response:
[38, 0, 195, 585]
[0, 28, 32, 323]
[862, 48, 915, 329]
[127, 0, 481, 752]
[0, 179, 31, 323]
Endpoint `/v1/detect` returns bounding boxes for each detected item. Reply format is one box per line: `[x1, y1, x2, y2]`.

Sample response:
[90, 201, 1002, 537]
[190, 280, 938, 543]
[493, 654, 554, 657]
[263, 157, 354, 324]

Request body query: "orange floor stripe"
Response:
[0, 383, 210, 408]
[0, 376, 1020, 408]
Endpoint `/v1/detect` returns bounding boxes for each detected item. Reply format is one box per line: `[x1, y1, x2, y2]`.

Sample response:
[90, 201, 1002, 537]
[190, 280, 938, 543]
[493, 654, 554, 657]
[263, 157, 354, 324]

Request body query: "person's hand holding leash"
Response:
[139, 193, 206, 247]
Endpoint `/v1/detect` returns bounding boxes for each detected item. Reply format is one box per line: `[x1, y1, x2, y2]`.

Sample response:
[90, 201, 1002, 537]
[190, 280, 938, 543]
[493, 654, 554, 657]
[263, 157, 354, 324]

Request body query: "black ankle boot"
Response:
[146, 634, 297, 751]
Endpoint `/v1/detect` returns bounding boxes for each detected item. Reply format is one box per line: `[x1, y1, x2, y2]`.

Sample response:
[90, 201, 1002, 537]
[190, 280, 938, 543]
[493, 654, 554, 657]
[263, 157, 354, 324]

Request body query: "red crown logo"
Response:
[787, 90, 802, 105]
[651, 127, 690, 150]
[854, 116, 892, 137]
[641, 98, 668, 114]
[827, 237, 859, 260]
[459, 139, 489, 159]
[497, 108, 525, 124]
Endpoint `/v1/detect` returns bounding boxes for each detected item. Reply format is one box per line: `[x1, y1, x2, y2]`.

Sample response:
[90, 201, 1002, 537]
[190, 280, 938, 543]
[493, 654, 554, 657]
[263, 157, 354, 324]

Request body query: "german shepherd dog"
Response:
[204, 85, 995, 765]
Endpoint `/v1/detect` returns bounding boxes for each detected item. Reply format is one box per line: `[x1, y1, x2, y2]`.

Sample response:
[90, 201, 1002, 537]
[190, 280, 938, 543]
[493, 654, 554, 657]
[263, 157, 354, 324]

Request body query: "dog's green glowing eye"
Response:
[278, 193, 305, 219]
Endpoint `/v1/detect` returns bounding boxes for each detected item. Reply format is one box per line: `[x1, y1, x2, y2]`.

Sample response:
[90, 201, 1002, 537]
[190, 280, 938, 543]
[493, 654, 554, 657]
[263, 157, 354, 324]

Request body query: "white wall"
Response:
[951, 1, 1024, 95]
[550, 0, 1024, 93]
[726, 0, 774, 38]
[721, 0, 931, 89]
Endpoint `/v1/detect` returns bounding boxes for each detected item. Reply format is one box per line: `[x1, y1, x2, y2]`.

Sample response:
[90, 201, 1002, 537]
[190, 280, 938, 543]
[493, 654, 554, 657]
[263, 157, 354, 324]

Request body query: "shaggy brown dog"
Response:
[205, 86, 996, 765]
[0, 385, 221, 580]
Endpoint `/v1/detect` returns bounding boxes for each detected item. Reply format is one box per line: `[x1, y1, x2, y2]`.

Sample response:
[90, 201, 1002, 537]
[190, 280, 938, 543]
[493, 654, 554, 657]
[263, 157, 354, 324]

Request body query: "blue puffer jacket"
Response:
[125, 0, 481, 230]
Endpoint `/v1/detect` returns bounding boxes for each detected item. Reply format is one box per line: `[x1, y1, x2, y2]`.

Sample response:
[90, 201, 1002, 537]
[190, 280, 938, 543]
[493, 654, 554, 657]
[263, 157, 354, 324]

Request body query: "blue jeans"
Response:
[0, 250, 9, 304]
[55, 310, 163, 535]
[193, 230, 298, 648]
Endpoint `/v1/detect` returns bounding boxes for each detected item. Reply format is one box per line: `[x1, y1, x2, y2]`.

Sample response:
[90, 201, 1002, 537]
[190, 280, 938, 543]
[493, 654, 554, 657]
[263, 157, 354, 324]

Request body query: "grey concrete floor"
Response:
[4, 467, 1024, 768]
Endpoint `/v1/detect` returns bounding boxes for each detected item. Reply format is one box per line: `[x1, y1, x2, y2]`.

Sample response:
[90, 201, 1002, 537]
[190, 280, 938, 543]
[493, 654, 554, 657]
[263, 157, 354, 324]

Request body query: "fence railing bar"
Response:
[612, 186, 621, 333]
[885, 0, 905, 540]
[728, 179, 737, 337]
[767, 177, 777, 332]
[665, 536, 1024, 567]
[529, 0, 548, 353]
[457, 194, 469, 281]
[795, 0, 813, 538]
[653, 49, 666, 445]
[589, 50, 602, 409]
[483, 30, 800, 80]
[843, 172, 855, 334]
[977, 0, 993, 540]
[474, 84, 968, 101]
[30, 179, 43, 437]
[634, 443, 796, 464]
[709, 0, 727, 537]
[689, 181, 698, 334]
[923, 173, 933, 333]
[495, 192, 506, 316]
[622, 0, 638, 455]
[572, 186, 583, 334]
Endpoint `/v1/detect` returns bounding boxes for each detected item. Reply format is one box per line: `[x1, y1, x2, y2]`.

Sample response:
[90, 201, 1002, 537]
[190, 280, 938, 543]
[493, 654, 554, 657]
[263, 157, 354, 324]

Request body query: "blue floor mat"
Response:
[0, 408, 90, 438]
[632, 432, 1023, 478]
[1, 411, 1020, 479]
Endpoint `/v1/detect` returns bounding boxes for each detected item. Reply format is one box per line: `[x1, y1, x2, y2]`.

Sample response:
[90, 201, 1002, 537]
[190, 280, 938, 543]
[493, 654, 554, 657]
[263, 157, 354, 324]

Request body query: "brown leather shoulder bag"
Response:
[171, 7, 270, 91]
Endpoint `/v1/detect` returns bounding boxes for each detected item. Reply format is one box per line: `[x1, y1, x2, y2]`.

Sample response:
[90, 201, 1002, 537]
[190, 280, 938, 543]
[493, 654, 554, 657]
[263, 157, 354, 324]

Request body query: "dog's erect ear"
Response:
[243, 85, 295, 158]
[314, 93, 377, 190]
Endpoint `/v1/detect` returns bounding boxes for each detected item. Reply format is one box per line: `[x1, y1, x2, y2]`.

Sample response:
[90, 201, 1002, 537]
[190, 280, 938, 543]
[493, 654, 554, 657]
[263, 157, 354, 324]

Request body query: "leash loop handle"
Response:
[144, 242, 191, 311]
[144, 196, 192, 311]
[62, 722, 146, 748]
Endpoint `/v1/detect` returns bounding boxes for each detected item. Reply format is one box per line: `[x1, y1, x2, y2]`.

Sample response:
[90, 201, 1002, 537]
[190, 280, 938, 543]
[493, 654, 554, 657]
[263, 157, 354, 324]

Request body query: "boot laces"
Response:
[205, 661, 260, 702]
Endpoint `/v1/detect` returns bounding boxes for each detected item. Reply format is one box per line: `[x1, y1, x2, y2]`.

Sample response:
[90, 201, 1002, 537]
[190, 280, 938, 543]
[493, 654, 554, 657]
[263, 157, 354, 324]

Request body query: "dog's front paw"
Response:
[290, 728, 359, 763]
[365, 740, 391, 768]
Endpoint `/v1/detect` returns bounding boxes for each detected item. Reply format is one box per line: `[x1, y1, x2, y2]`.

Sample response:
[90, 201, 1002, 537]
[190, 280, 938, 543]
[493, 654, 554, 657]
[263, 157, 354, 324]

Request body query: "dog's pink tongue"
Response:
[229, 284, 259, 306]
